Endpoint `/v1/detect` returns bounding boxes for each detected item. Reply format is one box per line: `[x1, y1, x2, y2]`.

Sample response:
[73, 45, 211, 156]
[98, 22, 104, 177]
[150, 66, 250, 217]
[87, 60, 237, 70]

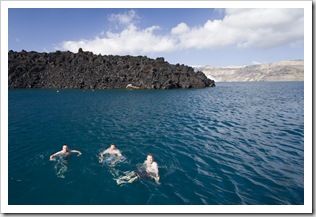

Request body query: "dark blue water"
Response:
[8, 82, 304, 205]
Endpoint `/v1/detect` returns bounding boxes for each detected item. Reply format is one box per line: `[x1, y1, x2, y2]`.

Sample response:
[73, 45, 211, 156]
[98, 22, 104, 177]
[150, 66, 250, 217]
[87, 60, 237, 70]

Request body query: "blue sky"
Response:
[9, 7, 304, 67]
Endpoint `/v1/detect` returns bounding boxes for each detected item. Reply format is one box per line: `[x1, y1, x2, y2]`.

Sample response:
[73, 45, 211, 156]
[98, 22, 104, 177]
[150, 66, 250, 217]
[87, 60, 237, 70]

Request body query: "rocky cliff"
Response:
[194, 60, 304, 82]
[8, 49, 215, 89]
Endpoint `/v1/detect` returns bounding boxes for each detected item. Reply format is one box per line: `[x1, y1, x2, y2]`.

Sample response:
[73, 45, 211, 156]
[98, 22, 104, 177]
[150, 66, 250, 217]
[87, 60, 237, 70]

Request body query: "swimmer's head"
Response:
[110, 143, 116, 150]
[62, 144, 69, 152]
[147, 153, 154, 164]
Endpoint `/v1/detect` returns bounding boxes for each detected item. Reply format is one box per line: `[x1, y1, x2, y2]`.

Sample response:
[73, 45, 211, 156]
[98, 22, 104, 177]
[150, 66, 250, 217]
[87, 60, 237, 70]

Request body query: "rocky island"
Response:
[8, 49, 215, 89]
[194, 60, 304, 82]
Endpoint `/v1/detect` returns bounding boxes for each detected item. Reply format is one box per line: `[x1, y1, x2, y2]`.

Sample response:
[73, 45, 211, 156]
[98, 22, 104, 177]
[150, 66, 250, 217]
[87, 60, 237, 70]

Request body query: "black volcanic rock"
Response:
[8, 49, 215, 89]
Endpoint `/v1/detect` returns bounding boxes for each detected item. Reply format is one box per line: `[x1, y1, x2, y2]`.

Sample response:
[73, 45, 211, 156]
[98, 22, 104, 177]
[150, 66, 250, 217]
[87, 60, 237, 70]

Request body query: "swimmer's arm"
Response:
[50, 151, 61, 161]
[116, 150, 122, 157]
[152, 163, 159, 178]
[154, 176, 160, 185]
[152, 168, 160, 185]
[71, 150, 82, 156]
[148, 170, 160, 184]
[100, 148, 110, 156]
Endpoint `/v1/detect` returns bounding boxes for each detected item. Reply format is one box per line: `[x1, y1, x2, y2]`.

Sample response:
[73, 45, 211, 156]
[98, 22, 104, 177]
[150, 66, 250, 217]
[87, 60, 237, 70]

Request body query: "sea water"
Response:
[8, 82, 304, 205]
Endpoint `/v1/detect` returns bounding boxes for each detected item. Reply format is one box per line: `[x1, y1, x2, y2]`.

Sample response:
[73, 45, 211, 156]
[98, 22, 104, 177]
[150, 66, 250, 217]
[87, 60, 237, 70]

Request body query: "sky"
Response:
[8, 7, 304, 67]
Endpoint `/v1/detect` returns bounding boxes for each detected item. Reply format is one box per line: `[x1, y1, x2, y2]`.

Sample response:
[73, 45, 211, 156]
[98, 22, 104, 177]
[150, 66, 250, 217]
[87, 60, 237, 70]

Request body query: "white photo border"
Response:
[1, 0, 312, 214]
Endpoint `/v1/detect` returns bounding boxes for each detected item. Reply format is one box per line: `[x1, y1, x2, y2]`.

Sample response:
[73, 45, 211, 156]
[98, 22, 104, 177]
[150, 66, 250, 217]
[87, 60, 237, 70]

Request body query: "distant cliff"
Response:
[8, 49, 215, 89]
[194, 60, 304, 82]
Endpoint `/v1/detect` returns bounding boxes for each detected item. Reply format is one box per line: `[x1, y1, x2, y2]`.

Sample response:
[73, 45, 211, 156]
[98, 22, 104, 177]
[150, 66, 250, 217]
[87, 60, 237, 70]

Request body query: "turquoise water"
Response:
[8, 82, 304, 205]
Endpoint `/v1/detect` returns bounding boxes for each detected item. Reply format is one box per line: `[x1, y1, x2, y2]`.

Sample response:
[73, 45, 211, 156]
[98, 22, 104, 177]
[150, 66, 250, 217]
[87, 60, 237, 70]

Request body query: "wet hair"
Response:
[147, 153, 154, 158]
[111, 143, 116, 147]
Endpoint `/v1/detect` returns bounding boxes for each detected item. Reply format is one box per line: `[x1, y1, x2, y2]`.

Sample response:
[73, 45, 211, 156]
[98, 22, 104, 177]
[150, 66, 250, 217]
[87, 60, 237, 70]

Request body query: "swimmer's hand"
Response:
[49, 156, 56, 161]
[154, 176, 160, 185]
[77, 152, 82, 156]
[98, 156, 103, 163]
[149, 172, 160, 185]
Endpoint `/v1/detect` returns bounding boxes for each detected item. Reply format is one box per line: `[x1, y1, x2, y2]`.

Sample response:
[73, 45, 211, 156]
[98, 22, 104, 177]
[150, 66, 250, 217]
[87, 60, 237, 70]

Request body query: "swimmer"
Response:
[100, 143, 122, 157]
[115, 153, 160, 185]
[99, 143, 122, 163]
[143, 153, 160, 184]
[49, 144, 82, 161]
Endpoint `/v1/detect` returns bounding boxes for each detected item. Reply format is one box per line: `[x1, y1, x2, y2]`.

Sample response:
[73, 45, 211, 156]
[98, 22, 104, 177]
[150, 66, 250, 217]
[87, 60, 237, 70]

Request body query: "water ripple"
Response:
[8, 82, 304, 205]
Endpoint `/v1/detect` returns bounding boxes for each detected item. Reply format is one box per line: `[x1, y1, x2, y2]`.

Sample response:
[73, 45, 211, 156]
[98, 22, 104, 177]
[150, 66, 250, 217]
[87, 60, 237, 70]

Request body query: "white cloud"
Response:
[62, 24, 176, 55]
[223, 8, 304, 48]
[171, 23, 190, 35]
[60, 8, 304, 55]
[175, 8, 304, 50]
[108, 10, 138, 25]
